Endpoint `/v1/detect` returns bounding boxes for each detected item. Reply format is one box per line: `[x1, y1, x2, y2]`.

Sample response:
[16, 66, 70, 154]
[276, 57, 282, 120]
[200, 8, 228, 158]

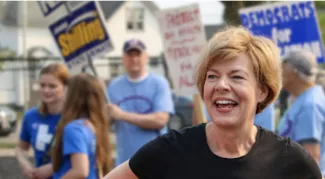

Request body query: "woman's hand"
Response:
[21, 163, 36, 179]
[15, 142, 36, 179]
[34, 164, 53, 179]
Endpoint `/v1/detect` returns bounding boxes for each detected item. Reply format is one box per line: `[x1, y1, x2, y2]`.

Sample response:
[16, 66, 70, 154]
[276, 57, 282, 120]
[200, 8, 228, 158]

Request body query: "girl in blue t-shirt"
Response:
[51, 73, 112, 179]
[15, 63, 69, 179]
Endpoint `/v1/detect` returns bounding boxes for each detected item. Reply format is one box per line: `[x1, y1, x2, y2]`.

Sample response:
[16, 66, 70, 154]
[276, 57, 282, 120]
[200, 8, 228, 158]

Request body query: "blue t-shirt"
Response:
[204, 104, 275, 131]
[108, 73, 175, 166]
[53, 119, 97, 179]
[19, 107, 61, 168]
[254, 103, 275, 131]
[277, 85, 325, 175]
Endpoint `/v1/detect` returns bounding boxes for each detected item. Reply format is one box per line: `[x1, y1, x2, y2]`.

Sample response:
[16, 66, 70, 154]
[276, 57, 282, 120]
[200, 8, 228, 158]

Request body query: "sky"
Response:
[153, 0, 225, 25]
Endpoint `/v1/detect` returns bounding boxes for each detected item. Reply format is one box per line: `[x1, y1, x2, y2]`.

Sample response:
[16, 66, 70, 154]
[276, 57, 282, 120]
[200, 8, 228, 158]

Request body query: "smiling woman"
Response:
[103, 26, 323, 179]
[15, 63, 69, 179]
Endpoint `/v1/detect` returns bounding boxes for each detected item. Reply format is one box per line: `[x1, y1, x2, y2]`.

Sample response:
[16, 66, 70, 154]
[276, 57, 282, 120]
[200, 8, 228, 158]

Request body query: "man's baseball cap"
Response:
[123, 39, 146, 53]
[282, 50, 318, 77]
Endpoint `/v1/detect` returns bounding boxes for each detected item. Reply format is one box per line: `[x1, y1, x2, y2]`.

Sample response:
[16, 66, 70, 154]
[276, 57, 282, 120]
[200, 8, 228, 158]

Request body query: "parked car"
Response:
[168, 93, 193, 131]
[0, 106, 18, 137]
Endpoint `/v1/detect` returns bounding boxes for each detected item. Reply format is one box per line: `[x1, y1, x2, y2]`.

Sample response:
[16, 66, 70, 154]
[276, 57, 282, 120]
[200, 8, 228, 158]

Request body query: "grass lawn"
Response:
[0, 142, 16, 149]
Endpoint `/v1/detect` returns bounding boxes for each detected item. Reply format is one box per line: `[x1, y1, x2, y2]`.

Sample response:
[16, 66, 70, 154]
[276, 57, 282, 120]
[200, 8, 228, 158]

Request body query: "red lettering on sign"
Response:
[166, 9, 200, 28]
[179, 75, 194, 88]
[191, 45, 204, 54]
[164, 32, 175, 40]
[180, 62, 193, 73]
[171, 37, 195, 45]
[167, 47, 191, 59]
[178, 25, 201, 36]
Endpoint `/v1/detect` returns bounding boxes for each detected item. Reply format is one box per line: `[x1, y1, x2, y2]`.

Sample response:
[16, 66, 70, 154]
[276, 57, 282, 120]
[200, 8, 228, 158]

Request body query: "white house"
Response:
[0, 1, 166, 108]
[100, 1, 166, 78]
[0, 1, 223, 108]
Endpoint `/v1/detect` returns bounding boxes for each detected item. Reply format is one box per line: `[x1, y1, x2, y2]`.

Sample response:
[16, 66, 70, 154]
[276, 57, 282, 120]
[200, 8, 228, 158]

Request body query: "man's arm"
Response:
[120, 111, 169, 129]
[109, 104, 169, 129]
[108, 76, 174, 130]
[300, 140, 321, 164]
[295, 105, 324, 164]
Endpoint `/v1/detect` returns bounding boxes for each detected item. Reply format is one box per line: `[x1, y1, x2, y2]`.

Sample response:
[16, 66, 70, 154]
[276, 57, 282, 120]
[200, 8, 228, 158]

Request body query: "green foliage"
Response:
[315, 1, 325, 67]
[317, 11, 325, 46]
[0, 46, 15, 57]
[315, 1, 325, 10]
[221, 1, 266, 25]
[221, 1, 244, 25]
[0, 43, 16, 70]
[315, 2, 325, 51]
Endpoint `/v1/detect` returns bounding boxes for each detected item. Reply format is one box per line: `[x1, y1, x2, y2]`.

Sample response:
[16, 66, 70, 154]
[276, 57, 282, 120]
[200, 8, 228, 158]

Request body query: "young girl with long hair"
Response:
[16, 63, 69, 179]
[51, 73, 112, 179]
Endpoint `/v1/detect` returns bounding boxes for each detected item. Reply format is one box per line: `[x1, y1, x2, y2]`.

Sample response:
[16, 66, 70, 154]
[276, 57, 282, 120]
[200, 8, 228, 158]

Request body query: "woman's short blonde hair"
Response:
[195, 26, 282, 113]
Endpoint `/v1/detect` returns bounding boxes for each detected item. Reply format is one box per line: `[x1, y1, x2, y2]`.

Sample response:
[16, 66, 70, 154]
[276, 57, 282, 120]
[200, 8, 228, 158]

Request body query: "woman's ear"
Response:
[257, 85, 268, 103]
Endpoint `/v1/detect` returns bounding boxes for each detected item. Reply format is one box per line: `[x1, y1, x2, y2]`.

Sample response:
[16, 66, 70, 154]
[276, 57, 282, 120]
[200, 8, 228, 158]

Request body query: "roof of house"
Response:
[0, 1, 160, 27]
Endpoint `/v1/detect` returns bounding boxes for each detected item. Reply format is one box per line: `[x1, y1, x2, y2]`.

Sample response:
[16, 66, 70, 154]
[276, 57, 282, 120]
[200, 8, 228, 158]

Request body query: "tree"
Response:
[315, 2, 325, 46]
[221, 1, 266, 25]
[0, 43, 16, 70]
[314, 1, 325, 68]
[221, 1, 244, 25]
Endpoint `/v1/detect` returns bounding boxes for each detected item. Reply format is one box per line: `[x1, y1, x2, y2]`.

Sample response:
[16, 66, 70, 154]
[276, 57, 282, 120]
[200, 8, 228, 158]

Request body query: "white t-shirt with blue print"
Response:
[277, 85, 325, 175]
[53, 119, 97, 179]
[107, 73, 175, 166]
[203, 104, 275, 131]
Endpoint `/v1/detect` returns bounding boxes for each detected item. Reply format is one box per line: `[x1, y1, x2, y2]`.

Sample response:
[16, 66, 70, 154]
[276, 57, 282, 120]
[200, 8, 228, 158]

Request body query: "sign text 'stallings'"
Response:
[157, 4, 207, 96]
[239, 1, 325, 63]
[48, 1, 113, 73]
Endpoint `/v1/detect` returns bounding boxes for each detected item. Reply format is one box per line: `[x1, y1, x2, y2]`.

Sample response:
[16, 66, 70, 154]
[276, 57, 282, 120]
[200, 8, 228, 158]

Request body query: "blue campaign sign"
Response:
[239, 1, 325, 63]
[49, 1, 113, 71]
[37, 1, 65, 17]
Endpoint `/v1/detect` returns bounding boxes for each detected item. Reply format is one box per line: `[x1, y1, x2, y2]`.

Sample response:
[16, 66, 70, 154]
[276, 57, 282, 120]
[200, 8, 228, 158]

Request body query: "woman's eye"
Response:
[233, 76, 243, 79]
[49, 84, 57, 89]
[207, 74, 216, 79]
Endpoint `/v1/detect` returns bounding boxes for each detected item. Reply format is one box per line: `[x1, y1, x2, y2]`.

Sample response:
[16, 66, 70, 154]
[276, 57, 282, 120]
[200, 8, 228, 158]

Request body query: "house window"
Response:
[126, 7, 144, 31]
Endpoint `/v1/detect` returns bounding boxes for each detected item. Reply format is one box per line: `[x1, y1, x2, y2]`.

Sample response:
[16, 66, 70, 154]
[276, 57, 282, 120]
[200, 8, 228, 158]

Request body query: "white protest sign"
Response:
[157, 3, 207, 96]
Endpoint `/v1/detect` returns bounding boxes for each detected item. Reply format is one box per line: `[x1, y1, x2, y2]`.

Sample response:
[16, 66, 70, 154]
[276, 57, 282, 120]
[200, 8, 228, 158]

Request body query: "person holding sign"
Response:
[103, 26, 322, 179]
[277, 50, 325, 176]
[15, 63, 69, 179]
[51, 73, 112, 179]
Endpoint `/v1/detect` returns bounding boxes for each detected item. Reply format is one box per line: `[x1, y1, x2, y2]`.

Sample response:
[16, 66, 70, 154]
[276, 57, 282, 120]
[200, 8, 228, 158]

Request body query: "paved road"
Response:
[0, 156, 33, 179]
[0, 120, 31, 178]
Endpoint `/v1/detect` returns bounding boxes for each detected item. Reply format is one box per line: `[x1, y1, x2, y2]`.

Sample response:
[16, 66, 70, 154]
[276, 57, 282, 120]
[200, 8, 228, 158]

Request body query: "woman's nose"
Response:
[214, 77, 230, 92]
